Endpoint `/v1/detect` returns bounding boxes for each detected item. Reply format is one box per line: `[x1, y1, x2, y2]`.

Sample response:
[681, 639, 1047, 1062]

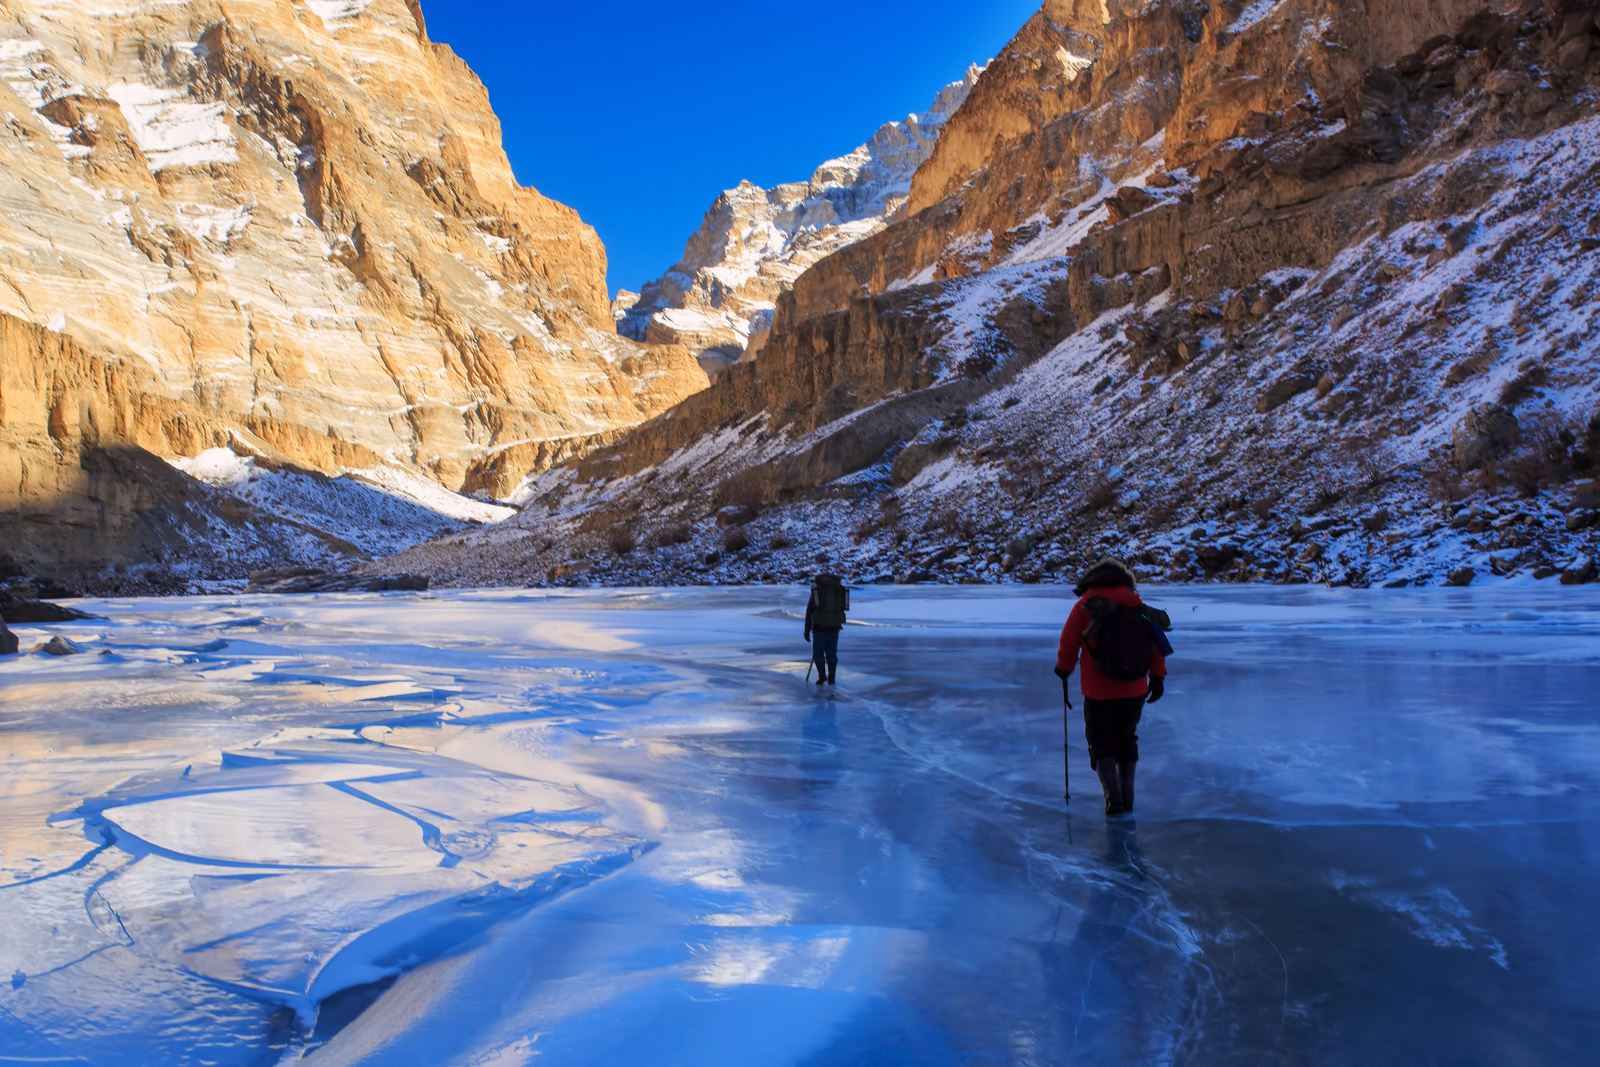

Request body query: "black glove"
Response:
[1147, 675, 1165, 704]
[1057, 671, 1073, 709]
[804, 631, 812, 644]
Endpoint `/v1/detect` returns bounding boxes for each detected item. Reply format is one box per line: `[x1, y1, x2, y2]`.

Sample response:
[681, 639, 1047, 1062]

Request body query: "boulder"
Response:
[1224, 290, 1252, 323]
[40, 636, 83, 656]
[30, 579, 83, 600]
[1424, 43, 1461, 70]
[1452, 405, 1521, 470]
[0, 596, 95, 624]
[1557, 35, 1591, 70]
[1258, 373, 1319, 413]
[245, 569, 430, 595]
[0, 621, 16, 656]
[715, 505, 760, 528]
[1446, 567, 1477, 587]
[1106, 186, 1159, 223]
[1485, 69, 1531, 96]
[1523, 89, 1559, 117]
[1197, 544, 1242, 575]
[1566, 511, 1598, 532]
[1561, 559, 1598, 586]
[891, 439, 958, 486]
[1559, 10, 1593, 41]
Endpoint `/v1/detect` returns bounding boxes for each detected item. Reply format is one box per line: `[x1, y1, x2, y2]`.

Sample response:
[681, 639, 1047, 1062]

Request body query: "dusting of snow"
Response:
[304, 0, 374, 28]
[173, 202, 254, 243]
[1228, 0, 1284, 35]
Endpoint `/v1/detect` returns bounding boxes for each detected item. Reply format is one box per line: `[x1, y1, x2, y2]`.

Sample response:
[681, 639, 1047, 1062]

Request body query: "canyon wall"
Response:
[0, 0, 707, 578]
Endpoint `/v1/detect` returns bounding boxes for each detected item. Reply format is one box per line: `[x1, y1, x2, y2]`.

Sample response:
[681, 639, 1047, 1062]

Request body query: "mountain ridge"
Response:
[616, 67, 983, 373]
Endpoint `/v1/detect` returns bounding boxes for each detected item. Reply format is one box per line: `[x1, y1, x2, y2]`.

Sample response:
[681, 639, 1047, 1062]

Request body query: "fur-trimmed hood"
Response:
[1074, 558, 1136, 597]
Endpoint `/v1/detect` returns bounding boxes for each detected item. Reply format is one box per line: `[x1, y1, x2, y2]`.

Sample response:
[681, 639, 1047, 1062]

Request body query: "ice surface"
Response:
[1, 586, 1597, 1064]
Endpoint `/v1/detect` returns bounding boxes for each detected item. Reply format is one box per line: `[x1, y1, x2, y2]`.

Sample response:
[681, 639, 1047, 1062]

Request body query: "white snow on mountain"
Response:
[618, 66, 984, 370]
[171, 447, 514, 559]
[106, 82, 238, 171]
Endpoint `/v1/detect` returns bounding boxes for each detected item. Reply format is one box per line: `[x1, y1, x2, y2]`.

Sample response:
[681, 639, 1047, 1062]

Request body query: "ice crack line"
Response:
[0, 830, 115, 892]
[83, 855, 141, 945]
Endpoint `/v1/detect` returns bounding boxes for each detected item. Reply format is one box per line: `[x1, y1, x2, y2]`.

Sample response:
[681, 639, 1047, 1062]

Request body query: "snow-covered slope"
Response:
[173, 447, 514, 560]
[617, 68, 982, 371]
[378, 0, 1600, 592]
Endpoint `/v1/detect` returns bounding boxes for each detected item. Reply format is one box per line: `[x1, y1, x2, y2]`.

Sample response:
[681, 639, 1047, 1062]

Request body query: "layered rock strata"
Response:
[0, 0, 707, 580]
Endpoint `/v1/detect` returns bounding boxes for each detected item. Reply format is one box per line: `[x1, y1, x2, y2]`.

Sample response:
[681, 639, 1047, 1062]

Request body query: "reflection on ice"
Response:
[1, 585, 1597, 1064]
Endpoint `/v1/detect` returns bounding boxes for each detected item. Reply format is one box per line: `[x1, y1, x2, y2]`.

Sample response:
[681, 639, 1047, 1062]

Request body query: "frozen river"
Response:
[1, 586, 1597, 1065]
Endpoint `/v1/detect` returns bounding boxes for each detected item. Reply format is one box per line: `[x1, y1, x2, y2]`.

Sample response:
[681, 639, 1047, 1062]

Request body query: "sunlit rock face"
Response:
[0, 0, 708, 558]
[617, 68, 981, 373]
[389, 0, 1600, 591]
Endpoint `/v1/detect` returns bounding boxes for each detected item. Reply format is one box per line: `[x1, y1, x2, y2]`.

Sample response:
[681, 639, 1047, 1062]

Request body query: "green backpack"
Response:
[812, 576, 849, 629]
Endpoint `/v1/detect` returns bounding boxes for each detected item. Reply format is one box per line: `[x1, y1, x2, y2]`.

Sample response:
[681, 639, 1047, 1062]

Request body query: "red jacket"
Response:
[1056, 585, 1167, 701]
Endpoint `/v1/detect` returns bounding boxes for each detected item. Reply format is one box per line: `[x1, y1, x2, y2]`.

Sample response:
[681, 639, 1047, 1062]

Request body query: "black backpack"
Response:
[812, 576, 849, 629]
[1083, 597, 1158, 681]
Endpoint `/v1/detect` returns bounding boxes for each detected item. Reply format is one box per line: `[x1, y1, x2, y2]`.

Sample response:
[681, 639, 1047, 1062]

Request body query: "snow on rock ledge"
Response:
[106, 82, 237, 172]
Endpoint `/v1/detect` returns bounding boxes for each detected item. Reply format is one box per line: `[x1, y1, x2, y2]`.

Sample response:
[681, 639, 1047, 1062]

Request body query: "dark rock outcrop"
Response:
[0, 595, 95, 624]
[246, 568, 430, 595]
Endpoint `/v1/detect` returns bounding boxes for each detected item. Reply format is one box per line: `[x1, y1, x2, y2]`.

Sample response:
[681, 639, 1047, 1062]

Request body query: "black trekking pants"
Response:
[811, 628, 840, 678]
[1083, 696, 1145, 769]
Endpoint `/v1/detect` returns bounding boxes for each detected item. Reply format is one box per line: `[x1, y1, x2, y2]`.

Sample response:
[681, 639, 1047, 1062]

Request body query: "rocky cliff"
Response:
[386, 0, 1600, 591]
[617, 68, 981, 372]
[0, 0, 706, 586]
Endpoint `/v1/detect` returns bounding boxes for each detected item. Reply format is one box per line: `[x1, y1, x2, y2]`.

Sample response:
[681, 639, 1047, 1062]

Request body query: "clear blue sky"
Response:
[422, 1, 1038, 296]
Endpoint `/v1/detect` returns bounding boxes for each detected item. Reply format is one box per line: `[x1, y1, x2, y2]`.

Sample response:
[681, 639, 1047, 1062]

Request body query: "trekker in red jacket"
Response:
[1056, 558, 1168, 817]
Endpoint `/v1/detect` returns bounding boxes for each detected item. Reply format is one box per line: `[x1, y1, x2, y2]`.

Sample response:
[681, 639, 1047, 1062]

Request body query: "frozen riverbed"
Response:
[2, 586, 1597, 1064]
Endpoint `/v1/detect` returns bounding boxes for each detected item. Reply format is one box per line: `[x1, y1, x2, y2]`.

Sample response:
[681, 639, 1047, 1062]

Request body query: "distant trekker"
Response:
[804, 574, 849, 687]
[1055, 559, 1171, 817]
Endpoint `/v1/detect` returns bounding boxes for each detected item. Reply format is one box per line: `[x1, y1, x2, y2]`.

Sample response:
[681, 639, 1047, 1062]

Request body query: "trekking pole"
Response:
[1061, 678, 1073, 802]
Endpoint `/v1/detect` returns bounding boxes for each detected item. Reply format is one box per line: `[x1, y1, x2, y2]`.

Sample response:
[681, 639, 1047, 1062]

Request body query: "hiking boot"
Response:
[827, 672, 837, 686]
[815, 674, 826, 687]
[1119, 762, 1136, 814]
[1096, 762, 1123, 819]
